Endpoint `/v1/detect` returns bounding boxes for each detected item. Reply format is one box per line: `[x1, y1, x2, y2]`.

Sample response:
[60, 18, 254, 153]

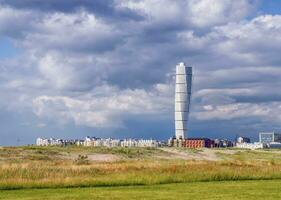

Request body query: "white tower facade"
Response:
[175, 62, 192, 139]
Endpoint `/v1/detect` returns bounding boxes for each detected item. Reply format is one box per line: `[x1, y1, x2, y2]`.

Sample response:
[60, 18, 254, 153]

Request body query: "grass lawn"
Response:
[0, 180, 280, 200]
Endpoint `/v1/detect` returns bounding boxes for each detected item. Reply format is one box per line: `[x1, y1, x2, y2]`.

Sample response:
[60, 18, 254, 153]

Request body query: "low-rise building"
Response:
[36, 137, 77, 146]
[236, 142, 264, 150]
[36, 137, 49, 146]
[184, 138, 214, 148]
[82, 137, 159, 148]
[236, 136, 250, 144]
[102, 138, 121, 147]
[75, 140, 84, 146]
[268, 142, 281, 149]
[121, 139, 137, 147]
[84, 137, 121, 147]
[136, 139, 159, 147]
[214, 139, 233, 148]
[168, 137, 185, 147]
[84, 136, 96, 146]
[259, 132, 281, 144]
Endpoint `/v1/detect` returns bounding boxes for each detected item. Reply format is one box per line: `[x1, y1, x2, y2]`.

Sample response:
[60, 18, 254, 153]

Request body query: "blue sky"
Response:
[0, 37, 19, 58]
[260, 0, 281, 15]
[0, 0, 281, 145]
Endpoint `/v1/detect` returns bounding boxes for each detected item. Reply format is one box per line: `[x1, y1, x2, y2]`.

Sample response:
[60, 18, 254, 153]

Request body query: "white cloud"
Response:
[38, 54, 74, 89]
[22, 11, 123, 52]
[178, 14, 281, 69]
[0, 6, 36, 37]
[32, 84, 173, 128]
[187, 0, 256, 27]
[37, 123, 46, 128]
[194, 102, 281, 123]
[118, 0, 183, 24]
[119, 0, 257, 27]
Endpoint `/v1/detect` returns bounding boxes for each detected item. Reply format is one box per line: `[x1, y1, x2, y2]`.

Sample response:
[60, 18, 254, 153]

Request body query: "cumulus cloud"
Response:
[186, 0, 257, 27]
[0, 6, 37, 38]
[178, 14, 281, 69]
[119, 0, 257, 28]
[23, 11, 125, 53]
[0, 0, 143, 21]
[32, 84, 173, 128]
[194, 102, 281, 123]
[118, 0, 184, 25]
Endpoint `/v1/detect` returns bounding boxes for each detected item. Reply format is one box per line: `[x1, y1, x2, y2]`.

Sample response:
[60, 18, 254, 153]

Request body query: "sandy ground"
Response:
[61, 153, 121, 162]
[60, 148, 223, 162]
[158, 148, 221, 161]
[86, 154, 120, 162]
[61, 148, 262, 162]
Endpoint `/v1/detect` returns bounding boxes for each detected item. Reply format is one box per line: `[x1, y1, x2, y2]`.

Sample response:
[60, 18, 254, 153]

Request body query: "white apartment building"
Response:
[121, 139, 159, 148]
[236, 142, 264, 150]
[36, 137, 159, 148]
[36, 137, 62, 146]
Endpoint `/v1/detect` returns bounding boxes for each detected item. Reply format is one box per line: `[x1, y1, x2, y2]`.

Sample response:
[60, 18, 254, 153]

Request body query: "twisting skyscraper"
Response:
[175, 62, 192, 140]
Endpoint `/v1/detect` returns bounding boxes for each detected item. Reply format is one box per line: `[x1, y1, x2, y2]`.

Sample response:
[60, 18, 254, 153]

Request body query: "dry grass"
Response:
[0, 146, 281, 190]
[0, 159, 281, 189]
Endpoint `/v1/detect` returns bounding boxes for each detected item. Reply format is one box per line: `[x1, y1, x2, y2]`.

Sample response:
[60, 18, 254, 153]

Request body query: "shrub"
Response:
[74, 155, 90, 165]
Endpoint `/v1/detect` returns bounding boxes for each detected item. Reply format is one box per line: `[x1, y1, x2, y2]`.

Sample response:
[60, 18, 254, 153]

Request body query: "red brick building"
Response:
[184, 138, 214, 148]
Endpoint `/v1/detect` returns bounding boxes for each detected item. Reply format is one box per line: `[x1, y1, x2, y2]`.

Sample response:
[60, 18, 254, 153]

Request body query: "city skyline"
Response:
[1, 0, 281, 145]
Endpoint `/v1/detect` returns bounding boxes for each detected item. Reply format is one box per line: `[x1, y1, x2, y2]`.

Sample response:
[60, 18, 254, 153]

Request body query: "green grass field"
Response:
[0, 146, 280, 199]
[0, 180, 280, 200]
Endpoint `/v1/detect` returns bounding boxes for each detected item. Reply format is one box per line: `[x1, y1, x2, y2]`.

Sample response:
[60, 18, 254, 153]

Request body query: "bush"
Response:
[74, 155, 90, 165]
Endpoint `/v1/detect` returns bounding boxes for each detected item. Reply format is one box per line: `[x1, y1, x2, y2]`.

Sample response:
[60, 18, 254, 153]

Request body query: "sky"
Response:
[0, 0, 281, 145]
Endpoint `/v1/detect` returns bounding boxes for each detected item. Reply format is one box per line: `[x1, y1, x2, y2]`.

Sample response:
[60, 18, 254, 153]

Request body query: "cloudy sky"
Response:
[0, 0, 281, 145]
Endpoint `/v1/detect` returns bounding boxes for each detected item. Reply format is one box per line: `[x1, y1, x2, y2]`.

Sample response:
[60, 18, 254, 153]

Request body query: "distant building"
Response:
[236, 142, 264, 150]
[236, 136, 250, 144]
[36, 137, 48, 146]
[84, 136, 95, 146]
[36, 137, 76, 146]
[75, 140, 84, 146]
[259, 132, 281, 144]
[168, 137, 185, 147]
[121, 139, 158, 148]
[37, 137, 159, 148]
[184, 138, 214, 148]
[268, 142, 281, 149]
[84, 137, 121, 147]
[214, 139, 233, 148]
[82, 137, 160, 148]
